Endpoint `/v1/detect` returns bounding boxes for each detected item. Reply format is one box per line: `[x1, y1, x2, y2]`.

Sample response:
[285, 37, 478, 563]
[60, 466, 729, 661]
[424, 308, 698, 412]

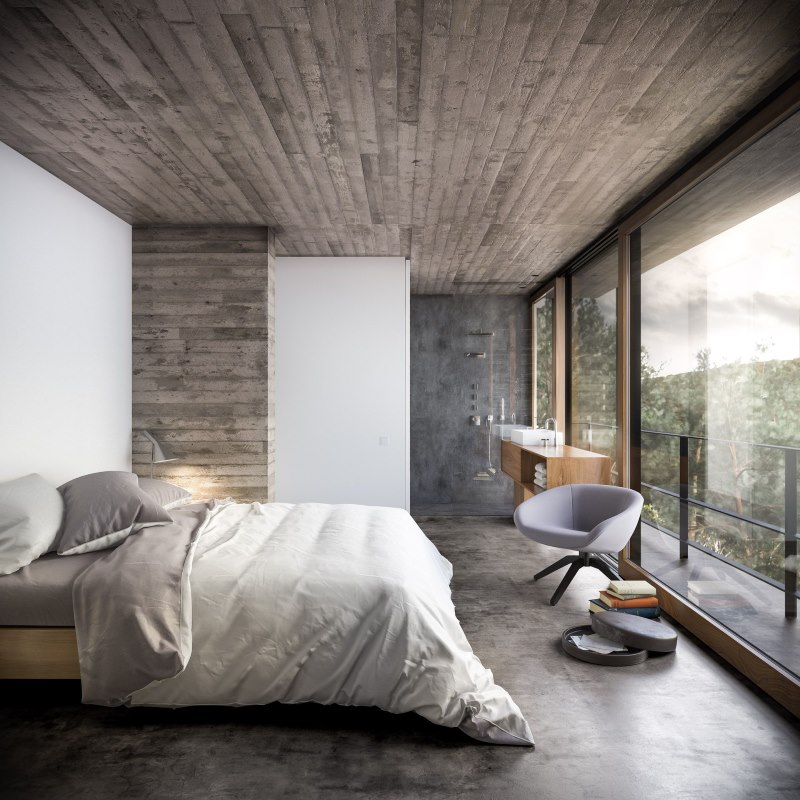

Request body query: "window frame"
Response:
[622, 79, 800, 717]
[565, 243, 619, 468]
[531, 278, 566, 433]
[534, 75, 800, 716]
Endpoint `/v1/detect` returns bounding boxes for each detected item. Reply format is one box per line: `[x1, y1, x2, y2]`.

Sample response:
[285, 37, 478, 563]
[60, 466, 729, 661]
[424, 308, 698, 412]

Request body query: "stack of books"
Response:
[589, 579, 660, 618]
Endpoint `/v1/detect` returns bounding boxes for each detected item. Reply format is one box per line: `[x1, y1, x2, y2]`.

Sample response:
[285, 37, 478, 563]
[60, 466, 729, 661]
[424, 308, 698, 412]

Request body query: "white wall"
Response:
[0, 142, 132, 486]
[276, 257, 409, 509]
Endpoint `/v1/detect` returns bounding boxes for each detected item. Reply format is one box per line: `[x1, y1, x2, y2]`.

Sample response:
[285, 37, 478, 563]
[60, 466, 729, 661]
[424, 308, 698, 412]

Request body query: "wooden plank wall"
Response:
[132, 226, 274, 503]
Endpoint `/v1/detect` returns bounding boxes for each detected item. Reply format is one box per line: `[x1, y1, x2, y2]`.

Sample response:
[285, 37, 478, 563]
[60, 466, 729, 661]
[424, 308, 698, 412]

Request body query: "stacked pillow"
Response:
[137, 477, 193, 510]
[0, 474, 64, 576]
[56, 471, 174, 555]
[0, 472, 193, 574]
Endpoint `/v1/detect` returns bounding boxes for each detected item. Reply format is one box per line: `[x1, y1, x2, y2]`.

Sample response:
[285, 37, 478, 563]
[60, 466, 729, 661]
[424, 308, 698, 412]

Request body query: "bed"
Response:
[0, 550, 96, 679]
[0, 474, 534, 746]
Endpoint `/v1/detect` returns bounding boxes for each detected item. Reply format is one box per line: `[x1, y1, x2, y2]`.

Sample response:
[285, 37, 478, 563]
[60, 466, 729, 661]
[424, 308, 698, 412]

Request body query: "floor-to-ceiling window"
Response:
[630, 108, 800, 681]
[569, 247, 618, 483]
[530, 81, 800, 712]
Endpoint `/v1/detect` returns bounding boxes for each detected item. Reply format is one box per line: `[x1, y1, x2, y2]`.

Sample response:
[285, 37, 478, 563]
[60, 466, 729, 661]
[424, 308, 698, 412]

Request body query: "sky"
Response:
[639, 191, 800, 376]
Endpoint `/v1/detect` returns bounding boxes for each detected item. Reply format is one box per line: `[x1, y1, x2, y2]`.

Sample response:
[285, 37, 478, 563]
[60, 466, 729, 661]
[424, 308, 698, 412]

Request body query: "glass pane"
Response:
[641, 430, 679, 530]
[570, 246, 618, 482]
[687, 505, 785, 581]
[688, 439, 786, 531]
[636, 108, 800, 680]
[639, 521, 798, 678]
[533, 291, 554, 424]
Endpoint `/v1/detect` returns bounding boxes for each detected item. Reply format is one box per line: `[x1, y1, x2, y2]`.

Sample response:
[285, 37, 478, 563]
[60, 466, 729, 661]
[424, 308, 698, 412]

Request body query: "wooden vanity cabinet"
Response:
[500, 440, 611, 507]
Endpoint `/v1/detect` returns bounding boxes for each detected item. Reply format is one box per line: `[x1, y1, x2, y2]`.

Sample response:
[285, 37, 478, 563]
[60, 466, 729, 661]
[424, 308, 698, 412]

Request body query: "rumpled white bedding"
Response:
[78, 500, 534, 746]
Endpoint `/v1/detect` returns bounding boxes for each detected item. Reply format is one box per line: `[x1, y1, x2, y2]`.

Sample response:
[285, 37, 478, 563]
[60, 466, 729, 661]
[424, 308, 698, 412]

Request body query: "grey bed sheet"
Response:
[0, 551, 104, 626]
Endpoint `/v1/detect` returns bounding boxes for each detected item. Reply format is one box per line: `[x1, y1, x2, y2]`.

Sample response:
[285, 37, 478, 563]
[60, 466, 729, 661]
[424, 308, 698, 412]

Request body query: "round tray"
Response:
[561, 624, 649, 666]
[591, 611, 677, 653]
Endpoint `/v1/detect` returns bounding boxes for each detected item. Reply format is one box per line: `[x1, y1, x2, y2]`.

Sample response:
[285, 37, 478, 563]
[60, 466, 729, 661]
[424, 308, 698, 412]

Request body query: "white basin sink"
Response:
[494, 424, 529, 439]
[510, 427, 564, 446]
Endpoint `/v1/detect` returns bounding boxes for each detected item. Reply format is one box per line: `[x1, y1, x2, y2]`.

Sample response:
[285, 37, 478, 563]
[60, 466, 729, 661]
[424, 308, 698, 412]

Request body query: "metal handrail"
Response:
[575, 419, 798, 617]
[578, 419, 800, 454]
[641, 427, 800, 454]
[640, 480, 788, 537]
[641, 516, 800, 599]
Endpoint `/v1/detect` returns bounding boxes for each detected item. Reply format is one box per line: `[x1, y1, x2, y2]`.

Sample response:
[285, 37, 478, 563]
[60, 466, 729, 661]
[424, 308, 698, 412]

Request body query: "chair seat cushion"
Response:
[530, 525, 596, 549]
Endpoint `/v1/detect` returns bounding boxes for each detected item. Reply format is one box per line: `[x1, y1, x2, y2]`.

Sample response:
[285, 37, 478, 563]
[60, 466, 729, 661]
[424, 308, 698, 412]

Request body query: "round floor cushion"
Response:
[591, 611, 678, 653]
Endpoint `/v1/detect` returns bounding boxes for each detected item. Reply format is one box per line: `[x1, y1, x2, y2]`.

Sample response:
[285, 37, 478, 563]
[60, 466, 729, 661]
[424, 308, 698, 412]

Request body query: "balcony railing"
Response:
[579, 420, 799, 619]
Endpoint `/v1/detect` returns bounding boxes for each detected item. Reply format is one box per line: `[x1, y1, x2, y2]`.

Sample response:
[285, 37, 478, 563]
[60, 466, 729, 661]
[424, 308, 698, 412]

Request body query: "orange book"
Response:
[599, 591, 659, 609]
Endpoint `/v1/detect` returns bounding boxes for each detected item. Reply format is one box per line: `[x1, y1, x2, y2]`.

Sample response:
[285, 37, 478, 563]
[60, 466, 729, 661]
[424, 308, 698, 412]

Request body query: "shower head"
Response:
[465, 352, 487, 358]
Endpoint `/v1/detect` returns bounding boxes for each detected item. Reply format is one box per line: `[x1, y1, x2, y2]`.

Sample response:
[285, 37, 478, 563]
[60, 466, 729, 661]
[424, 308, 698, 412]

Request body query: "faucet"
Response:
[544, 417, 558, 447]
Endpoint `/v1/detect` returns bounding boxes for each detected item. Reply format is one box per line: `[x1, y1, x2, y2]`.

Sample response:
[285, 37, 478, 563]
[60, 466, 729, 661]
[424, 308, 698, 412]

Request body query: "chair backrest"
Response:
[570, 484, 638, 529]
[513, 483, 644, 554]
[572, 484, 644, 553]
[513, 483, 576, 531]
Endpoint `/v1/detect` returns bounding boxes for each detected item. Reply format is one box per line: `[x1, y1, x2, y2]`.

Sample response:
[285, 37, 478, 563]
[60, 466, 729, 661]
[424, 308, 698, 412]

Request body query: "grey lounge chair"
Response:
[514, 484, 644, 606]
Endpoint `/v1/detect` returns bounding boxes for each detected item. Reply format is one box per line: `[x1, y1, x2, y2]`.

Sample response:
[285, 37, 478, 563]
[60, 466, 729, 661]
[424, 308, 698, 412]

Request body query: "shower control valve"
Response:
[469, 415, 481, 426]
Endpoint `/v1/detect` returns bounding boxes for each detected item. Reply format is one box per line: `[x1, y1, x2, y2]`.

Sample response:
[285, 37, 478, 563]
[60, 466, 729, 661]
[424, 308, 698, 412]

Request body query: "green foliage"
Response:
[641, 503, 664, 527]
[571, 295, 798, 585]
[571, 296, 617, 468]
[642, 349, 799, 583]
[534, 297, 554, 423]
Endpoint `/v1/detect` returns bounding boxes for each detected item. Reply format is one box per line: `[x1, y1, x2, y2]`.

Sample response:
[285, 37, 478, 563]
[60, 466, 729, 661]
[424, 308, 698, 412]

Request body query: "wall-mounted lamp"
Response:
[142, 430, 179, 478]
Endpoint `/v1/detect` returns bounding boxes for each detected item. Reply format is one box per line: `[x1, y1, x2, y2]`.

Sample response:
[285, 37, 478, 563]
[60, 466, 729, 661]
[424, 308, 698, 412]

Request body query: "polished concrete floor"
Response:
[1, 516, 799, 800]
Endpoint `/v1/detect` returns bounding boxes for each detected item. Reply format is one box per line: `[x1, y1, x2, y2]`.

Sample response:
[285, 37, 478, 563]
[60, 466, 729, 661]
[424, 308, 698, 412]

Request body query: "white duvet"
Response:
[80, 501, 534, 746]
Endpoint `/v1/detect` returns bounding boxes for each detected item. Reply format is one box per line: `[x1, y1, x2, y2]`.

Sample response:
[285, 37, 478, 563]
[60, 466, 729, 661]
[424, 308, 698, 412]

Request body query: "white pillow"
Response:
[0, 473, 64, 575]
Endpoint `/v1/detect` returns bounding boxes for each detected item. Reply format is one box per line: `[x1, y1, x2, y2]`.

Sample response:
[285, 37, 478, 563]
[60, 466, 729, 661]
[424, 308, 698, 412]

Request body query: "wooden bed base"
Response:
[0, 627, 81, 679]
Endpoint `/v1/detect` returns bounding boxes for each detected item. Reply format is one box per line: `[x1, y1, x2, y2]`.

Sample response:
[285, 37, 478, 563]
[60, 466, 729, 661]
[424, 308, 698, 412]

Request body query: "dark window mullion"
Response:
[629, 229, 642, 564]
[564, 276, 572, 447]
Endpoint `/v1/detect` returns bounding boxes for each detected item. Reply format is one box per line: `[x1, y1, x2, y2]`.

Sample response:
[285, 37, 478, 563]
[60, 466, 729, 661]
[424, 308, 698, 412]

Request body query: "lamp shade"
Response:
[142, 431, 178, 463]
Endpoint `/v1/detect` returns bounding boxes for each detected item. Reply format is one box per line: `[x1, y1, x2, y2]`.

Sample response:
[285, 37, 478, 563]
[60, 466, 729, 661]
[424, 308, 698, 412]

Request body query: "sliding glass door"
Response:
[532, 82, 800, 711]
[630, 108, 800, 681]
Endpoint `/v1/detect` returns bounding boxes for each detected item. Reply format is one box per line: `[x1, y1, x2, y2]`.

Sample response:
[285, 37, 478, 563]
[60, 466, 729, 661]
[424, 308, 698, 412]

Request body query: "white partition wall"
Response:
[0, 143, 132, 485]
[276, 257, 409, 509]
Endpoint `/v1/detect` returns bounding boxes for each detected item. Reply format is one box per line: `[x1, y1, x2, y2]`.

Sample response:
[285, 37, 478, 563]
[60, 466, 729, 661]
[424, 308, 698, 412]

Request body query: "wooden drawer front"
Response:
[0, 627, 80, 679]
[501, 439, 523, 481]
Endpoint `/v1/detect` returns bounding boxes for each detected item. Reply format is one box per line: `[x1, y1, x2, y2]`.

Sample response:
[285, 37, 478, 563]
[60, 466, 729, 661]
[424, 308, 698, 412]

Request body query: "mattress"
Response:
[0, 551, 104, 626]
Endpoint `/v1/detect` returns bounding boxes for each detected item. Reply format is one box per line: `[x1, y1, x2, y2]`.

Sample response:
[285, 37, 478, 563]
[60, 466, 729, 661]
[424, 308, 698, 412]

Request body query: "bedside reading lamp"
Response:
[142, 431, 179, 478]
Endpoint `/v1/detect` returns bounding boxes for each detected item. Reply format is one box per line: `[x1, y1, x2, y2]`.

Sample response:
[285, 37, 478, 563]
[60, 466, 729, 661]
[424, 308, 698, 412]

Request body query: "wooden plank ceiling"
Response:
[1, 0, 799, 294]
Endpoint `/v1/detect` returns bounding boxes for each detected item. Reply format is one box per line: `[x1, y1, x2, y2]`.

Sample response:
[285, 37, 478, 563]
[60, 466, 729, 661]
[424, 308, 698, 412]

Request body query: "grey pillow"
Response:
[0, 474, 64, 575]
[56, 471, 173, 556]
[137, 477, 192, 510]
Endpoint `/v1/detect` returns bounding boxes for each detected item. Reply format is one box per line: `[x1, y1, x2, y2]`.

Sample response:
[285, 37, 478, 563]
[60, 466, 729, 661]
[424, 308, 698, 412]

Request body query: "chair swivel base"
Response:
[534, 552, 621, 606]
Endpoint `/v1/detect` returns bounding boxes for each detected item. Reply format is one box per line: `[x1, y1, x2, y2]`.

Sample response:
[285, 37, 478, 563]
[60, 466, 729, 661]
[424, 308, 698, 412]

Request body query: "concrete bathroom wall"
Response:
[411, 295, 532, 516]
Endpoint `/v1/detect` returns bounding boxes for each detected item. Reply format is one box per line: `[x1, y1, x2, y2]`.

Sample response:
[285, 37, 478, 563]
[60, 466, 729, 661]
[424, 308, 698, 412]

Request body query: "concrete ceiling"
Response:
[1, 0, 799, 293]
